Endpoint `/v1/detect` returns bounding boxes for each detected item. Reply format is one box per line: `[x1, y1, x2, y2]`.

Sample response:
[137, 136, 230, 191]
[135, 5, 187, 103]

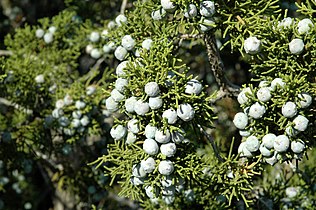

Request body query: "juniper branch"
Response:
[204, 34, 240, 97]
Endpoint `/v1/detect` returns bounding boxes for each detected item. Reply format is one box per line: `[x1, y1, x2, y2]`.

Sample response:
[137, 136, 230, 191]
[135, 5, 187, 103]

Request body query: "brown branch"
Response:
[204, 34, 240, 97]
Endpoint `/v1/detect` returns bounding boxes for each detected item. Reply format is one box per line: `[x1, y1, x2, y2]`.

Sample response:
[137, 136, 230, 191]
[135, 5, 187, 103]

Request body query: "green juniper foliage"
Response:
[0, 0, 315, 209]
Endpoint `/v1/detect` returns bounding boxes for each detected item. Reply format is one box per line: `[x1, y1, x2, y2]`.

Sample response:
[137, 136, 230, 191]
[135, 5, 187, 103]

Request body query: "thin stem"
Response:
[120, 0, 128, 14]
[197, 123, 224, 162]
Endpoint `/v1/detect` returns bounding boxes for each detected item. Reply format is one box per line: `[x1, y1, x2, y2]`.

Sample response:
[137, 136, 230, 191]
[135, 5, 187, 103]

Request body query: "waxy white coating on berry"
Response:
[239, 130, 251, 137]
[52, 109, 63, 118]
[262, 133, 276, 149]
[155, 129, 171, 143]
[145, 186, 157, 199]
[259, 80, 269, 88]
[291, 141, 305, 153]
[160, 176, 173, 188]
[111, 89, 125, 102]
[244, 36, 261, 54]
[200, 1, 215, 17]
[293, 115, 309, 131]
[151, 9, 166, 20]
[134, 100, 150, 116]
[121, 35, 136, 51]
[58, 116, 70, 127]
[101, 29, 108, 38]
[245, 136, 260, 152]
[75, 100, 86, 109]
[132, 164, 147, 178]
[114, 46, 128, 61]
[141, 157, 156, 173]
[72, 110, 82, 119]
[55, 99, 64, 109]
[149, 97, 163, 110]
[184, 4, 197, 18]
[285, 187, 299, 198]
[265, 152, 278, 165]
[105, 97, 119, 112]
[80, 115, 90, 126]
[64, 128, 75, 136]
[89, 31, 100, 42]
[162, 186, 175, 196]
[90, 48, 101, 59]
[259, 144, 273, 157]
[110, 125, 127, 140]
[86, 86, 96, 95]
[162, 195, 175, 205]
[103, 44, 111, 53]
[63, 94, 73, 106]
[249, 102, 266, 119]
[115, 78, 128, 93]
[130, 177, 145, 186]
[297, 18, 314, 34]
[184, 189, 195, 202]
[257, 87, 271, 102]
[298, 93, 312, 108]
[71, 119, 81, 128]
[115, 14, 127, 26]
[160, 143, 177, 157]
[278, 17, 293, 29]
[177, 103, 195, 121]
[285, 126, 298, 137]
[43, 33, 53, 44]
[162, 109, 178, 124]
[35, 74, 45, 84]
[282, 102, 297, 118]
[145, 82, 160, 97]
[233, 112, 248, 130]
[238, 142, 253, 157]
[107, 21, 116, 29]
[125, 96, 137, 113]
[127, 119, 140, 134]
[289, 38, 304, 55]
[185, 79, 203, 95]
[270, 78, 285, 90]
[145, 124, 157, 139]
[171, 130, 185, 143]
[126, 132, 137, 145]
[274, 135, 290, 152]
[158, 160, 174, 175]
[200, 18, 215, 32]
[142, 39, 153, 50]
[161, 0, 176, 11]
[143, 138, 159, 155]
[237, 87, 252, 105]
[35, 29, 45, 38]
[48, 26, 57, 33]
[116, 61, 129, 77]
[85, 44, 93, 54]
